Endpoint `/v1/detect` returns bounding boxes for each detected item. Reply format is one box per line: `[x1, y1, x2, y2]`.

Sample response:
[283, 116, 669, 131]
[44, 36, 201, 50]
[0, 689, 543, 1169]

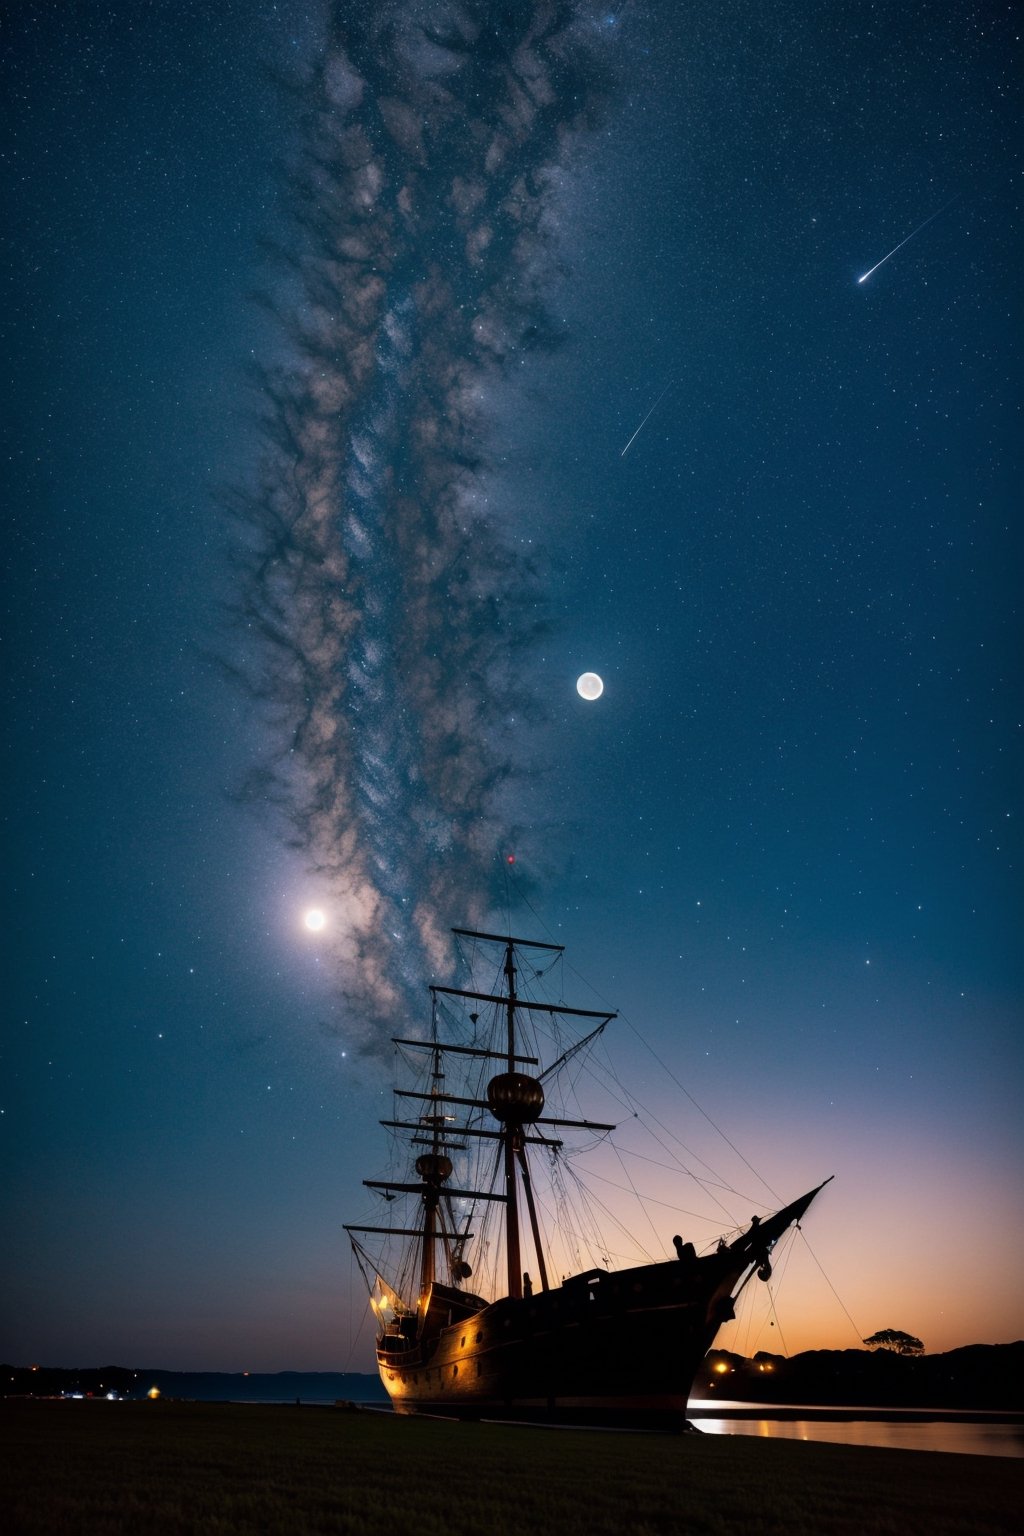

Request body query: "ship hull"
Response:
[375, 1253, 744, 1428]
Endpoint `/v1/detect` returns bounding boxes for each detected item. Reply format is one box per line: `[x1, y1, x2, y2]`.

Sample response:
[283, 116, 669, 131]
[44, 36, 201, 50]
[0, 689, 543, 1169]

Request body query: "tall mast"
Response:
[502, 939, 523, 1300]
[420, 930, 614, 1305]
[419, 1042, 442, 1298]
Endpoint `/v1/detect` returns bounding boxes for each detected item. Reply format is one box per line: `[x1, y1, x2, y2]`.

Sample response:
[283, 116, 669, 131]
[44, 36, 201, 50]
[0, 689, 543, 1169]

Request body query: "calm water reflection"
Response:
[690, 1405, 1024, 1459]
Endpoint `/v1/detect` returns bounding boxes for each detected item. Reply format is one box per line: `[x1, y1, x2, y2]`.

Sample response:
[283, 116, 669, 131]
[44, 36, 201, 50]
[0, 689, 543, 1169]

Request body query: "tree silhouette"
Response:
[863, 1329, 924, 1355]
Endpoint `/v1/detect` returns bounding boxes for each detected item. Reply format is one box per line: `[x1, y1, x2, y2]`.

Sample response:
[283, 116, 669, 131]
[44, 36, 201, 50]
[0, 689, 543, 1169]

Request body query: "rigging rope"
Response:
[611, 1137, 668, 1255]
[509, 868, 783, 1205]
[560, 1159, 658, 1265]
[765, 1283, 789, 1357]
[798, 1229, 864, 1344]
[579, 1166, 739, 1231]
[606, 1144, 767, 1208]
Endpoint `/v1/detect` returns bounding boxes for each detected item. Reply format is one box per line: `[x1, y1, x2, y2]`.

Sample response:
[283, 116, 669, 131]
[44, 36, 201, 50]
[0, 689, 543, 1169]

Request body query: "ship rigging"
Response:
[345, 926, 830, 1427]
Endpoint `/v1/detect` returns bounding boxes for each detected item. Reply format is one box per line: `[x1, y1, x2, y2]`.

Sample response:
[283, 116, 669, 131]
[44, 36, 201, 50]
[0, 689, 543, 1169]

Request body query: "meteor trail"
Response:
[857, 196, 959, 284]
[620, 382, 673, 457]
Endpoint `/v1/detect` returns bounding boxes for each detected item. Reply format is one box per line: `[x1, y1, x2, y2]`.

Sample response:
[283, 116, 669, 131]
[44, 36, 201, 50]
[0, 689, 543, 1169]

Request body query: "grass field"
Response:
[2, 1401, 1020, 1536]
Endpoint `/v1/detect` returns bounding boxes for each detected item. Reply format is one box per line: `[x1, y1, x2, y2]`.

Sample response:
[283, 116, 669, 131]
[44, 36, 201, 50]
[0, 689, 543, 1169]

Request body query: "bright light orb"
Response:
[576, 672, 604, 701]
[304, 908, 326, 932]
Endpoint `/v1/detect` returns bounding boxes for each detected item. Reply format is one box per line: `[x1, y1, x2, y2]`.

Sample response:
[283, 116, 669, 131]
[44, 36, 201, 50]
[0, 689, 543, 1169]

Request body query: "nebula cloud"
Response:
[229, 3, 604, 1041]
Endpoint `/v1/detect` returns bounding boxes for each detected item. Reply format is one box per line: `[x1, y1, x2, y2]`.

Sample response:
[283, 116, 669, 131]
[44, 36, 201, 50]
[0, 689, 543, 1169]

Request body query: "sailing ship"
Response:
[346, 926, 830, 1427]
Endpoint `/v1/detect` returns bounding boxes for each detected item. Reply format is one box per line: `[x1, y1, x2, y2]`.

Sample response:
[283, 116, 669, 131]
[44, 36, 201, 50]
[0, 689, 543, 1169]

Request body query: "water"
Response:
[171, 1381, 1021, 1458]
[689, 1402, 1024, 1459]
[352, 1399, 1023, 1457]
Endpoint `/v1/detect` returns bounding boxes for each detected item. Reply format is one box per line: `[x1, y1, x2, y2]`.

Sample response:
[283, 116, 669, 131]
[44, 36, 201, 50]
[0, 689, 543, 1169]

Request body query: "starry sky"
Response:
[3, 1, 1021, 1373]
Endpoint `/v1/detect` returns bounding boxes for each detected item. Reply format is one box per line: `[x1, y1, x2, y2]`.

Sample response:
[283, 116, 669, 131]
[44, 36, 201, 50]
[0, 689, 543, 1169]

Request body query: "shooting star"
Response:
[857, 195, 959, 284]
[620, 381, 673, 457]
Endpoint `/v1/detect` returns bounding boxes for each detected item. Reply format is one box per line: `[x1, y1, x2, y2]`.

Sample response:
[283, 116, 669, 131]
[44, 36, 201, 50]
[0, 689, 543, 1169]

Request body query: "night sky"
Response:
[3, 1, 1021, 1373]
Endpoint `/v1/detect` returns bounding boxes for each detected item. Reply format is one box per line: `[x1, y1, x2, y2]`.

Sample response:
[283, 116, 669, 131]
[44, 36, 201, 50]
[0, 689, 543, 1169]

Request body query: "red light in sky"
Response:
[507, 854, 515, 864]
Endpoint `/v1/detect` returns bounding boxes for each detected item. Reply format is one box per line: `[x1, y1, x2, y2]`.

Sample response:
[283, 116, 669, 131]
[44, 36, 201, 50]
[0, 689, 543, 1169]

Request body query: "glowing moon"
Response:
[303, 908, 326, 932]
[576, 672, 604, 701]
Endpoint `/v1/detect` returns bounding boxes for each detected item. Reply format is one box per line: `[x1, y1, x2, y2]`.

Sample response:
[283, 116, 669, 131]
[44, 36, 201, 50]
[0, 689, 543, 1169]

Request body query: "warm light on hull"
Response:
[375, 1254, 746, 1428]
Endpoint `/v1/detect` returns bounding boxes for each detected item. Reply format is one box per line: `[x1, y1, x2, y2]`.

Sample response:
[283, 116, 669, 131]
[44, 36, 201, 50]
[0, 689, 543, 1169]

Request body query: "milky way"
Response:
[231, 2, 604, 1040]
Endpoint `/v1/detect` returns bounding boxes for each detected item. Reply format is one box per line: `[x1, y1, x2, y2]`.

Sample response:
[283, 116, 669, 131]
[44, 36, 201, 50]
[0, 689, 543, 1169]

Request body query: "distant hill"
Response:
[694, 1341, 1024, 1411]
[5, 1343, 1022, 1410]
[0, 1366, 387, 1404]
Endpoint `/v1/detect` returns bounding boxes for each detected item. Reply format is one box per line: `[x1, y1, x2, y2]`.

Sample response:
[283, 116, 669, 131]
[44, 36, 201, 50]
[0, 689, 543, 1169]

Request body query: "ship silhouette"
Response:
[346, 927, 830, 1428]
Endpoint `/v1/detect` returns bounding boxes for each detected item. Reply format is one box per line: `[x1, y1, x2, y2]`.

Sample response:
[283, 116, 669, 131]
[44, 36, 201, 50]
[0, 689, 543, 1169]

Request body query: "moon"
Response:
[303, 908, 327, 932]
[576, 672, 604, 701]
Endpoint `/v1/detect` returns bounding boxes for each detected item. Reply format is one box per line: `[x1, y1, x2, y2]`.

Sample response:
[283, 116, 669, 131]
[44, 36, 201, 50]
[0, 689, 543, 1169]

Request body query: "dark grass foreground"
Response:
[2, 1402, 1020, 1536]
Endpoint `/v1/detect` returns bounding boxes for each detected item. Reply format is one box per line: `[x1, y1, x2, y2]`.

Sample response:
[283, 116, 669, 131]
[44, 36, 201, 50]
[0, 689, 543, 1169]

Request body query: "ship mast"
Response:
[446, 929, 615, 1303]
[418, 1041, 443, 1298]
[501, 939, 524, 1298]
[359, 930, 616, 1310]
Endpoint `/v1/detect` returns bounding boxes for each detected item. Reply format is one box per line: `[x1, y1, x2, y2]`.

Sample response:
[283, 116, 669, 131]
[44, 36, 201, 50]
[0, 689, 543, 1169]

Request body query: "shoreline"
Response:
[688, 1402, 1024, 1424]
[13, 1394, 1022, 1426]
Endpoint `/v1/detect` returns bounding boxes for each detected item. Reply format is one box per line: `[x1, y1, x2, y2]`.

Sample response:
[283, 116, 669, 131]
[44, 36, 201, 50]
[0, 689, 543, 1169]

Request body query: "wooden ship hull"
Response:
[376, 1256, 745, 1426]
